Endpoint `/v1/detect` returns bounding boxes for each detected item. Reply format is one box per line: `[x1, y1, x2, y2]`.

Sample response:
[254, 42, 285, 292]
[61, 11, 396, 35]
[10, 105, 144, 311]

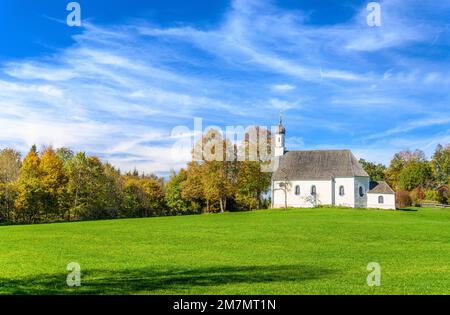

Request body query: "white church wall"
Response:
[274, 134, 285, 157]
[367, 193, 396, 210]
[354, 176, 370, 208]
[272, 180, 332, 208]
[334, 177, 356, 207]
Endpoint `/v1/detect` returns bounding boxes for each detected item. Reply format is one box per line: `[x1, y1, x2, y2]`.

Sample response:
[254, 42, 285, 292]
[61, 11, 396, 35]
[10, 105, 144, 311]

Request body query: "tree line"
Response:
[1, 129, 448, 224]
[0, 128, 272, 224]
[359, 144, 450, 206]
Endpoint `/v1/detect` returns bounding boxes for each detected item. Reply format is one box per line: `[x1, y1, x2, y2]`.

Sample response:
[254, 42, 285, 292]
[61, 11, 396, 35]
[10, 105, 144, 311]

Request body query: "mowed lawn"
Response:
[0, 207, 449, 295]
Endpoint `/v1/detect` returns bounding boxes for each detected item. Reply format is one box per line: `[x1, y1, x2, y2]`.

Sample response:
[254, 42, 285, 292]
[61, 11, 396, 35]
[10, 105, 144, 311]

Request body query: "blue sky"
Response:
[1, 0, 449, 175]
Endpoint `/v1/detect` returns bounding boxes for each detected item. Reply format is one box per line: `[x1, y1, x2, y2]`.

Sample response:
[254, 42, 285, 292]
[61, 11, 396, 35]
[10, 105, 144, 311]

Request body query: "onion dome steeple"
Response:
[277, 111, 286, 134]
[275, 111, 286, 157]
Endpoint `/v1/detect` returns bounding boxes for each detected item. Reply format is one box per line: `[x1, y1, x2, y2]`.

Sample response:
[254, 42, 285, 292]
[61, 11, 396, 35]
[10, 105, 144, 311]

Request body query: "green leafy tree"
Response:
[102, 163, 124, 218]
[56, 147, 75, 163]
[398, 161, 433, 191]
[235, 127, 272, 210]
[165, 169, 199, 214]
[122, 176, 165, 217]
[65, 152, 88, 220]
[201, 160, 235, 213]
[14, 145, 42, 223]
[121, 177, 145, 217]
[386, 149, 426, 190]
[236, 161, 271, 210]
[39, 147, 67, 220]
[430, 144, 450, 185]
[0, 148, 21, 221]
[181, 161, 206, 210]
[65, 153, 110, 220]
[189, 128, 235, 213]
[359, 159, 387, 181]
[78, 156, 111, 220]
[201, 129, 236, 213]
[140, 176, 166, 216]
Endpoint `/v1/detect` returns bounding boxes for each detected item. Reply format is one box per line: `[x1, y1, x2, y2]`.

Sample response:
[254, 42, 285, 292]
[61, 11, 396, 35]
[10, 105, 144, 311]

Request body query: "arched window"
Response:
[359, 186, 364, 197]
[311, 185, 317, 196]
[339, 185, 345, 196]
[295, 185, 300, 195]
[378, 196, 384, 204]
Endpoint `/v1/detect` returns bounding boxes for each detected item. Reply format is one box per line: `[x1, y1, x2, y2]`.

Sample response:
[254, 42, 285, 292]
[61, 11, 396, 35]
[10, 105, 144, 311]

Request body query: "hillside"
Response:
[0, 207, 449, 294]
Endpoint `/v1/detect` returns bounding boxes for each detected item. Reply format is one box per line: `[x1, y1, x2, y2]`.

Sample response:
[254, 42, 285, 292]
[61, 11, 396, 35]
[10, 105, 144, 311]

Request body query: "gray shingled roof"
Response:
[368, 181, 395, 194]
[272, 150, 369, 180]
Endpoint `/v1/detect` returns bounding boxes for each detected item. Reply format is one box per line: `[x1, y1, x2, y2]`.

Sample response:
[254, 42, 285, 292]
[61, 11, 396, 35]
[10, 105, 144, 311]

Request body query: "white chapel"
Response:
[271, 114, 396, 210]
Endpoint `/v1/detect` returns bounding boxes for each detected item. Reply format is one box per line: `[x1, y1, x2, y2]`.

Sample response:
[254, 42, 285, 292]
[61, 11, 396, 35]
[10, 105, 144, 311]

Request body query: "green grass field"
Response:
[0, 207, 449, 295]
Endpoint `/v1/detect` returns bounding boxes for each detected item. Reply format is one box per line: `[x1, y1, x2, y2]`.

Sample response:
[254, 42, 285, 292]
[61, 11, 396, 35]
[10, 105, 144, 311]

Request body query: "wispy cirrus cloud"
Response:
[0, 0, 449, 172]
[271, 84, 296, 93]
[365, 116, 450, 141]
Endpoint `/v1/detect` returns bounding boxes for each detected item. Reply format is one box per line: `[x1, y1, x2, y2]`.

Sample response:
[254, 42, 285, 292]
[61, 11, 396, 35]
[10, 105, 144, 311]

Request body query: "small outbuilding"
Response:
[367, 181, 396, 210]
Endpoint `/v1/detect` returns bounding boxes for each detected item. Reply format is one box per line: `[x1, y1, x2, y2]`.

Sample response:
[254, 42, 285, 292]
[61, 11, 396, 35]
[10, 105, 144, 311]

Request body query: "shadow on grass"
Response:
[0, 264, 335, 295]
[396, 208, 419, 212]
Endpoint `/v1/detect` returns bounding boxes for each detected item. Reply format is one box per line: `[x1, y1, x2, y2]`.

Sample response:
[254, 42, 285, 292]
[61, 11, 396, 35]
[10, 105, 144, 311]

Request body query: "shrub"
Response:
[439, 191, 450, 204]
[396, 191, 412, 208]
[424, 190, 439, 202]
[409, 187, 424, 206]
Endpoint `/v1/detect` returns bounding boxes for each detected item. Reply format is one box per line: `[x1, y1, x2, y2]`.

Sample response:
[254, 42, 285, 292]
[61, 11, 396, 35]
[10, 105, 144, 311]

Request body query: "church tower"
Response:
[274, 112, 286, 157]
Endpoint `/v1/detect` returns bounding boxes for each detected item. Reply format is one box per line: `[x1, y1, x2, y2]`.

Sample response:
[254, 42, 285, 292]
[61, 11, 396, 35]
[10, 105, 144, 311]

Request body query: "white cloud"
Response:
[268, 98, 298, 111]
[366, 116, 450, 141]
[271, 84, 296, 92]
[4, 62, 76, 81]
[0, 0, 448, 174]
